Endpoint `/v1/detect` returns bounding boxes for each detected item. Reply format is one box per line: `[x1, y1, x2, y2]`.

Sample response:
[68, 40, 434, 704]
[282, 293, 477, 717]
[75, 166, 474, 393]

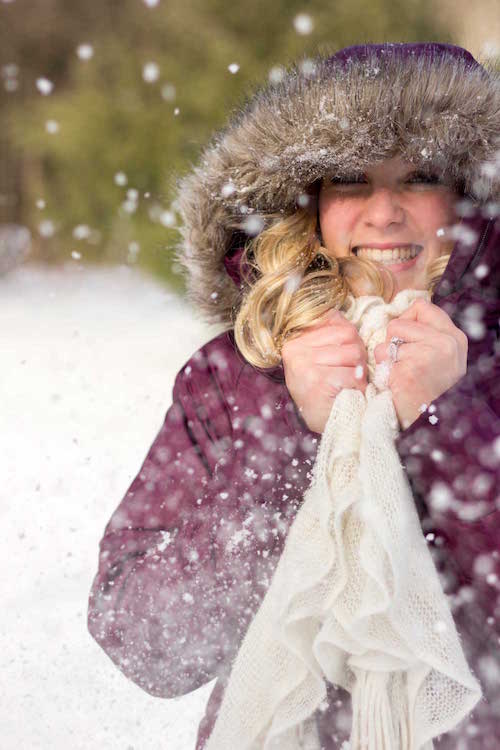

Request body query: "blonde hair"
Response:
[233, 207, 452, 369]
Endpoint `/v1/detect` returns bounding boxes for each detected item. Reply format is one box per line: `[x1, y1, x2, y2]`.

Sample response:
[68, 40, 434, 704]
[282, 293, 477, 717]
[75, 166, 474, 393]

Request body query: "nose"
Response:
[361, 187, 405, 229]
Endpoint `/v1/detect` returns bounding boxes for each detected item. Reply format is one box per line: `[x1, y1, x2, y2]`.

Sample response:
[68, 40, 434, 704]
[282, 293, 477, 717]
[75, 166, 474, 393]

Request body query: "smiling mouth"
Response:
[352, 245, 424, 264]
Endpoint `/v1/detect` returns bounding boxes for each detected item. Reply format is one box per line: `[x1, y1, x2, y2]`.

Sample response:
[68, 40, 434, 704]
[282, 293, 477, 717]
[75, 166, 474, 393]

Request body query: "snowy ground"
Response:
[1, 262, 226, 750]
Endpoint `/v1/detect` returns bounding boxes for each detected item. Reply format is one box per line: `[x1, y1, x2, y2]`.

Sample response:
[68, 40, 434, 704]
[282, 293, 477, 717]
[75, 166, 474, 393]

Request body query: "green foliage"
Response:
[1, 0, 452, 287]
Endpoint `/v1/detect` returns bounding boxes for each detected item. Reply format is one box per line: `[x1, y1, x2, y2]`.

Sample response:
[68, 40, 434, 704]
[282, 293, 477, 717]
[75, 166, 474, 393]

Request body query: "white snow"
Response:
[142, 62, 160, 83]
[1, 262, 225, 749]
[38, 219, 56, 237]
[36, 77, 54, 95]
[293, 13, 314, 35]
[76, 44, 94, 61]
[45, 119, 60, 134]
[114, 171, 128, 186]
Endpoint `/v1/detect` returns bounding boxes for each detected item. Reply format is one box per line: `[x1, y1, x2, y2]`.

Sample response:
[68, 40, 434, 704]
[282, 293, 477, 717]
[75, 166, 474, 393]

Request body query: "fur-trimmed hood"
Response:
[172, 43, 500, 326]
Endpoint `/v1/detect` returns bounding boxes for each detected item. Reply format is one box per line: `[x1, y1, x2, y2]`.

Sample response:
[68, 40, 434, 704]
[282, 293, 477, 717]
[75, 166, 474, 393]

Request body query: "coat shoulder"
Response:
[174, 328, 287, 402]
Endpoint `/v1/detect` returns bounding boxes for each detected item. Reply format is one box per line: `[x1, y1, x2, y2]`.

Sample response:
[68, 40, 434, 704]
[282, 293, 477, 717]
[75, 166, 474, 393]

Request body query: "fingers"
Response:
[319, 365, 368, 394]
[312, 343, 367, 367]
[386, 319, 444, 345]
[396, 298, 458, 336]
[286, 310, 363, 350]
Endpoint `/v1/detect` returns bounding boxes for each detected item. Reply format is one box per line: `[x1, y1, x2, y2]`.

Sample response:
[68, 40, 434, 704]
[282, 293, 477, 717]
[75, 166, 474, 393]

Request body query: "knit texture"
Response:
[204, 288, 482, 750]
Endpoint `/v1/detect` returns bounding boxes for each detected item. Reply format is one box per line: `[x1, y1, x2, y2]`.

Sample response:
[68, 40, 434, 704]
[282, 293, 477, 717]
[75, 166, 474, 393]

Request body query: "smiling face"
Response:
[318, 156, 459, 300]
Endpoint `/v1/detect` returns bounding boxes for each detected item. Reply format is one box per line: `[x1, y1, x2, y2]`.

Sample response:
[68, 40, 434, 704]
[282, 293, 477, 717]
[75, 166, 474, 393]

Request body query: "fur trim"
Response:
[172, 49, 500, 325]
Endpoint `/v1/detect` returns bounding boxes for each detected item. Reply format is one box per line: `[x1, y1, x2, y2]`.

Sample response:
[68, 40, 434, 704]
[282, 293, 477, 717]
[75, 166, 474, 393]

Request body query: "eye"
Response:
[329, 174, 367, 186]
[406, 171, 441, 185]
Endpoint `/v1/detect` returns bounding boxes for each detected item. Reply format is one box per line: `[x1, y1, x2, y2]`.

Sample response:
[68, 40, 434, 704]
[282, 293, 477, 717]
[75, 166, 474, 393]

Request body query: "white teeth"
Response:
[355, 246, 421, 263]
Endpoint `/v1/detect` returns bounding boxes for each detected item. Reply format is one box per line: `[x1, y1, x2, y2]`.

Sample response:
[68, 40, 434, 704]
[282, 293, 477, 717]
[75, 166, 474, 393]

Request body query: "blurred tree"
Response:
[1, 0, 452, 288]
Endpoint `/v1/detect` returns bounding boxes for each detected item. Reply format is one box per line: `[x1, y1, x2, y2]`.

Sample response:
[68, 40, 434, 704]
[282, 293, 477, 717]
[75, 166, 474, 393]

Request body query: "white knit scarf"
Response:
[205, 289, 482, 750]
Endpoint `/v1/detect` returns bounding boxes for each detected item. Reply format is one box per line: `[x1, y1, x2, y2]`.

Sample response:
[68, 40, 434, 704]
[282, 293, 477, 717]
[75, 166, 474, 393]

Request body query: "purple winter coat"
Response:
[88, 44, 500, 749]
[88, 210, 500, 749]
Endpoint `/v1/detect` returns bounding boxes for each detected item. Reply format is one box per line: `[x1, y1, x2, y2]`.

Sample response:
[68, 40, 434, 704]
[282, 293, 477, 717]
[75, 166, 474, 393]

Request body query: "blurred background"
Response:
[1, 0, 498, 284]
[1, 2, 499, 749]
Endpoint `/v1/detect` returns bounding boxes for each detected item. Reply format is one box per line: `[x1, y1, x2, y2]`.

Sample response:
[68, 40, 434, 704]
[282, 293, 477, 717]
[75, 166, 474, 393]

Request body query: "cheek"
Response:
[426, 194, 457, 228]
[319, 199, 357, 250]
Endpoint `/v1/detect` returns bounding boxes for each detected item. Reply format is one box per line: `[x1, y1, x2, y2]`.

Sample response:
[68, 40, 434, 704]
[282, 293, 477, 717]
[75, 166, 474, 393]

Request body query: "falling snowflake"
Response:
[455, 198, 477, 218]
[76, 44, 94, 60]
[114, 172, 127, 186]
[429, 481, 454, 511]
[159, 210, 176, 227]
[161, 83, 176, 101]
[260, 404, 273, 419]
[493, 436, 500, 459]
[293, 13, 314, 35]
[36, 77, 54, 95]
[72, 225, 91, 240]
[221, 182, 236, 198]
[45, 120, 59, 134]
[268, 66, 285, 84]
[121, 199, 137, 214]
[157, 530, 172, 551]
[477, 654, 500, 687]
[300, 58, 316, 76]
[480, 160, 498, 178]
[36, 199, 45, 209]
[483, 201, 500, 218]
[430, 449, 444, 462]
[143, 0, 160, 6]
[243, 214, 264, 236]
[38, 220, 55, 237]
[174, 107, 180, 116]
[354, 364, 364, 380]
[142, 62, 160, 83]
[450, 222, 479, 247]
[474, 263, 489, 279]
[228, 63, 240, 74]
[480, 40, 500, 58]
[2, 63, 18, 90]
[473, 552, 495, 577]
[2, 63, 18, 78]
[461, 303, 486, 340]
[71, 250, 82, 260]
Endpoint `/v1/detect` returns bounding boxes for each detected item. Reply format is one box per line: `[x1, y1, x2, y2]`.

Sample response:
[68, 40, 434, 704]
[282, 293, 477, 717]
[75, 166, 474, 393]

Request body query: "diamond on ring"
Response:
[388, 336, 405, 363]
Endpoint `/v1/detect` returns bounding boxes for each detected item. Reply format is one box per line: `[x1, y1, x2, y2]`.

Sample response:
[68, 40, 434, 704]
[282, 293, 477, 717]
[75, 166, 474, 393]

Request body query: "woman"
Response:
[88, 43, 500, 748]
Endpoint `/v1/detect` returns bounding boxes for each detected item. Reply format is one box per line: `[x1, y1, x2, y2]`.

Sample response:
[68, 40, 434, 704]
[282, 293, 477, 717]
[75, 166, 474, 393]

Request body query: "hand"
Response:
[373, 298, 468, 430]
[282, 309, 369, 434]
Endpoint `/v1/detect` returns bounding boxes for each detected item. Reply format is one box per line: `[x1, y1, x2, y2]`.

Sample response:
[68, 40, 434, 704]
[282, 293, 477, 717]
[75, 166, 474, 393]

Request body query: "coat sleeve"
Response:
[395, 328, 500, 587]
[87, 347, 282, 699]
